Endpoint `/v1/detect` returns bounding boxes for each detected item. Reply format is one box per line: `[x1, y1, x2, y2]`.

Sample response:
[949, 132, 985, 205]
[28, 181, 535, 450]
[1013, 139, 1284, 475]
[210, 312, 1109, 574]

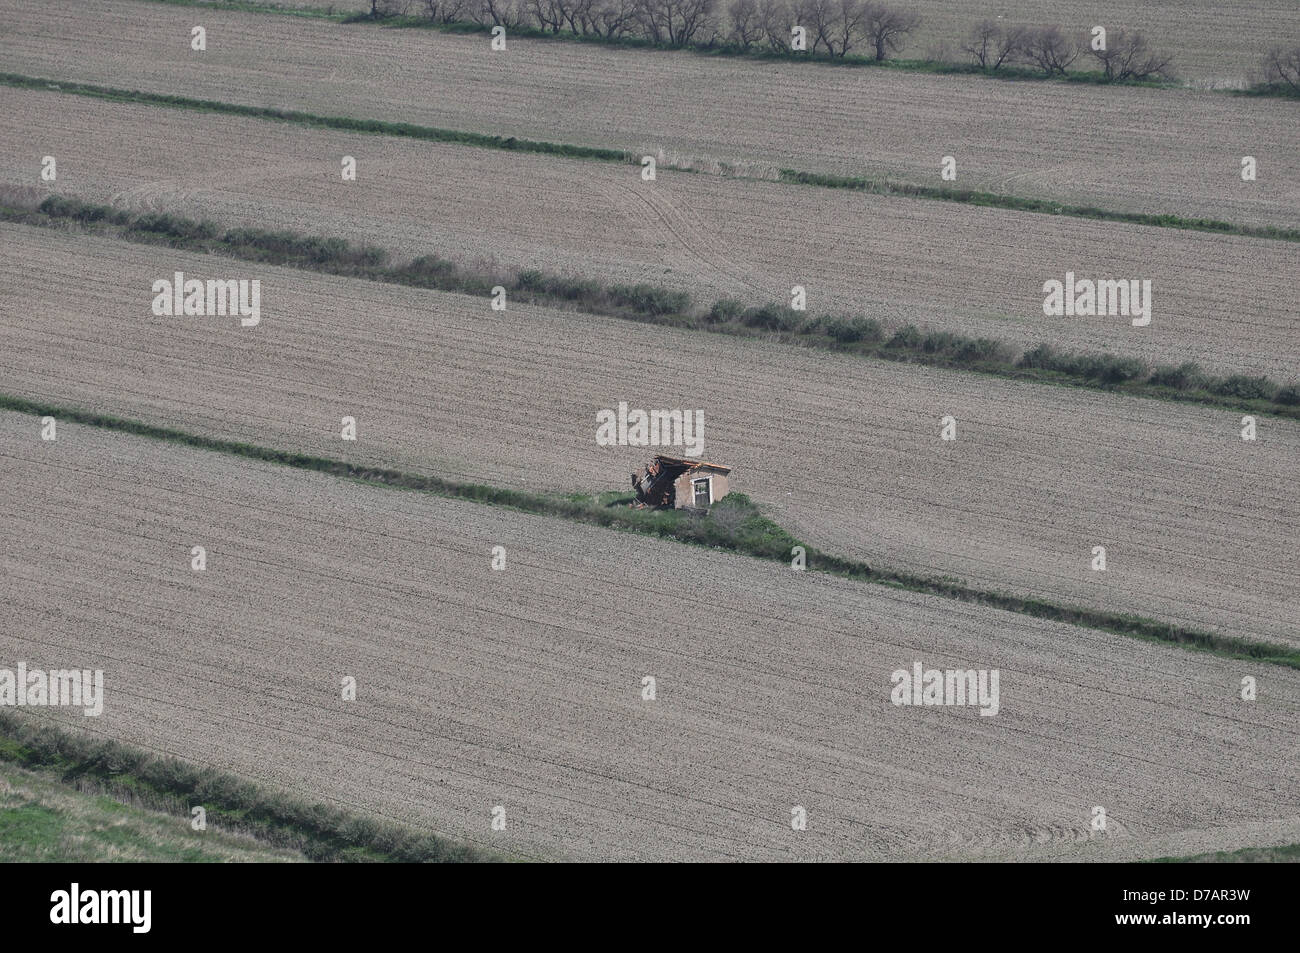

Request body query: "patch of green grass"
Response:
[777, 169, 1300, 243]
[0, 711, 498, 862]
[4, 200, 1296, 422]
[2, 394, 1296, 670]
[0, 761, 305, 862]
[0, 800, 66, 857]
[0, 73, 628, 163]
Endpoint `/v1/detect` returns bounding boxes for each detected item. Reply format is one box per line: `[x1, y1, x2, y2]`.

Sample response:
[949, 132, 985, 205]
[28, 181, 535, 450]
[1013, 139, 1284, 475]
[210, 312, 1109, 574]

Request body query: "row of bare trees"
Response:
[953, 20, 1298, 89]
[373, 0, 1300, 92]
[725, 0, 920, 59]
[371, 0, 923, 59]
[962, 21, 1174, 80]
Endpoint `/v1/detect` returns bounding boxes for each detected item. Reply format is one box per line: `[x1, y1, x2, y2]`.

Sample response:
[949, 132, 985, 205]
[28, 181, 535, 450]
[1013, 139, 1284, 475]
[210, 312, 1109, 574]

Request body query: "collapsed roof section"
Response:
[632, 455, 732, 509]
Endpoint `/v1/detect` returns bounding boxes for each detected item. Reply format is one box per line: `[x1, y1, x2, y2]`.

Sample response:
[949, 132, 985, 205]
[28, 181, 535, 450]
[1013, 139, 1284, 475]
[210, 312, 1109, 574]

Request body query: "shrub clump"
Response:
[515, 271, 602, 302]
[608, 283, 690, 316]
[1212, 374, 1277, 401]
[885, 325, 923, 349]
[131, 213, 221, 242]
[825, 316, 884, 344]
[39, 195, 126, 224]
[707, 298, 745, 324]
[395, 254, 462, 286]
[223, 229, 386, 268]
[1274, 385, 1300, 406]
[1149, 362, 1205, 390]
[1018, 343, 1146, 383]
[741, 303, 797, 331]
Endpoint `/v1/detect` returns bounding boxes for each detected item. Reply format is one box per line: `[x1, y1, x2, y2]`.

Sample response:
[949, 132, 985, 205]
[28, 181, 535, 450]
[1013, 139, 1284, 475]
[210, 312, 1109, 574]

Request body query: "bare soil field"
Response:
[3, 412, 1299, 861]
[2, 0, 1297, 229]
[2, 225, 1296, 648]
[5, 88, 1297, 379]
[288, 0, 1299, 86]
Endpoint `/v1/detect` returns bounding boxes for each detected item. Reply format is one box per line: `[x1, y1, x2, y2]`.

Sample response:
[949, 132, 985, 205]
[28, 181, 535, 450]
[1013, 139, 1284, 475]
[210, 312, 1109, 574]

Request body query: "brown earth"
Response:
[1, 224, 1296, 648]
[3, 412, 1298, 861]
[1, 0, 1296, 229]
[4, 87, 1297, 379]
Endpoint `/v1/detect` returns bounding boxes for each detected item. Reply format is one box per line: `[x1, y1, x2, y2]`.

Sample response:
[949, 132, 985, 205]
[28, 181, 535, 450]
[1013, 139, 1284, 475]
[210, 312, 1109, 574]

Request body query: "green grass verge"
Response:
[778, 170, 1300, 243]
[1145, 843, 1300, 863]
[0, 712, 497, 862]
[0, 73, 626, 163]
[0, 757, 306, 862]
[140, 0, 1300, 100]
[3, 393, 1296, 670]
[6, 196, 1298, 422]
[2, 70, 1293, 243]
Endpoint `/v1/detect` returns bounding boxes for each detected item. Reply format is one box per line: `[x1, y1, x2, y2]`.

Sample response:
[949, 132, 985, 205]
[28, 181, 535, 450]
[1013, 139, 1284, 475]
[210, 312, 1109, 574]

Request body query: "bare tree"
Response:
[786, 0, 816, 48]
[562, 0, 590, 31]
[477, 0, 529, 26]
[561, 0, 623, 35]
[803, 0, 837, 54]
[828, 0, 868, 57]
[994, 24, 1028, 69]
[758, 0, 792, 50]
[962, 18, 998, 67]
[679, 0, 721, 45]
[1090, 29, 1175, 81]
[595, 0, 639, 36]
[860, 2, 920, 62]
[420, 0, 468, 21]
[961, 18, 1024, 69]
[634, 0, 668, 40]
[1020, 25, 1079, 76]
[635, 0, 719, 45]
[528, 0, 565, 31]
[562, 0, 600, 32]
[726, 0, 763, 49]
[922, 37, 952, 64]
[1261, 44, 1300, 91]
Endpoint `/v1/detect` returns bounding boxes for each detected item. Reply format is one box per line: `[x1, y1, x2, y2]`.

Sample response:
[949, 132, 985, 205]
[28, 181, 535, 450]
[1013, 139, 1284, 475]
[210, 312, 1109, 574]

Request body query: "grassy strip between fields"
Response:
[6, 195, 1298, 422]
[3, 393, 1296, 670]
[2, 70, 1295, 245]
[0, 758, 306, 862]
[145, 0, 1300, 99]
[778, 170, 1300, 243]
[1146, 843, 1300, 863]
[0, 711, 499, 862]
[0, 73, 627, 163]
